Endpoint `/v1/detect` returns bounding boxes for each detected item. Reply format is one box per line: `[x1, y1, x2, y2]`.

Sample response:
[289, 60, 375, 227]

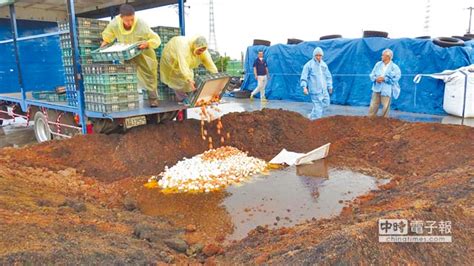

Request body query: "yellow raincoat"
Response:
[160, 36, 218, 92]
[102, 17, 160, 92]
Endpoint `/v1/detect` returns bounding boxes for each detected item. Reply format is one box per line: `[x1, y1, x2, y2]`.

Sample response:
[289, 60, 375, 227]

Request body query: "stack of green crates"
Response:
[151, 26, 180, 102]
[82, 64, 139, 113]
[58, 18, 107, 107]
[151, 26, 180, 58]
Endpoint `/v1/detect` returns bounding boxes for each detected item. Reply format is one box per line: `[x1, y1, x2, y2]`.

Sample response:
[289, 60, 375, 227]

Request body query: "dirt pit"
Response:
[0, 109, 473, 264]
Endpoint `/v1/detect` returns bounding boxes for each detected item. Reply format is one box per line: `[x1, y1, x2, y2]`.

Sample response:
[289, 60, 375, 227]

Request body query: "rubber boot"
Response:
[148, 90, 159, 108]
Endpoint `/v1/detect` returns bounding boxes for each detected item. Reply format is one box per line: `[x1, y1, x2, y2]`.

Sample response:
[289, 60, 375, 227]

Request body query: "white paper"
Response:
[269, 149, 304, 166]
[269, 143, 331, 166]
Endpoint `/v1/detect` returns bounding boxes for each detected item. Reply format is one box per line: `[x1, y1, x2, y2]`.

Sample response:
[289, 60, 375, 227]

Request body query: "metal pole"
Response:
[468, 7, 473, 34]
[178, 0, 187, 119]
[66, 0, 87, 134]
[178, 0, 185, 36]
[9, 4, 26, 111]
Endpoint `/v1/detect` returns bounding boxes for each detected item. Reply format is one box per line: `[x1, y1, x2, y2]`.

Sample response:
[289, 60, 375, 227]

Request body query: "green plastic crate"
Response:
[61, 47, 96, 57]
[84, 83, 137, 94]
[60, 37, 101, 49]
[58, 18, 107, 31]
[62, 56, 94, 66]
[85, 92, 139, 104]
[91, 43, 142, 62]
[82, 64, 136, 74]
[63, 66, 74, 75]
[86, 101, 139, 113]
[64, 74, 75, 84]
[83, 73, 137, 84]
[32, 91, 66, 102]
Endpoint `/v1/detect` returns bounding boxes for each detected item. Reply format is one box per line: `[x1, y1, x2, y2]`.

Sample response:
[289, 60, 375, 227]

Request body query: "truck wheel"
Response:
[34, 112, 52, 143]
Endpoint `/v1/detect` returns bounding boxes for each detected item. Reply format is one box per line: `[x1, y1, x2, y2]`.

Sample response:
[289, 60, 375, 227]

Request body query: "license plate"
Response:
[124, 116, 146, 129]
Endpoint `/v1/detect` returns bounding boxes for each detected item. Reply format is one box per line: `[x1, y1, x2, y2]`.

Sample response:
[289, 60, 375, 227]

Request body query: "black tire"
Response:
[452, 35, 472, 41]
[253, 39, 271, 46]
[464, 34, 474, 39]
[432, 37, 465, 48]
[319, 34, 342, 40]
[233, 90, 251, 98]
[415, 36, 431, 39]
[287, 38, 303, 44]
[363, 30, 389, 38]
[33, 112, 52, 143]
[227, 76, 242, 91]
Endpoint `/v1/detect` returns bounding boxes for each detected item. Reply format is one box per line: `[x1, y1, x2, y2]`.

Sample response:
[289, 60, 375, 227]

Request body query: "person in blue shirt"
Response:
[368, 49, 401, 118]
[300, 47, 333, 120]
[250, 51, 270, 102]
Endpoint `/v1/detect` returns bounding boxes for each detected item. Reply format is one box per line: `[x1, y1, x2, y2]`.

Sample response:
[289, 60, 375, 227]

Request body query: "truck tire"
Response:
[287, 38, 303, 44]
[319, 34, 342, 40]
[452, 35, 471, 41]
[363, 30, 389, 38]
[415, 36, 431, 39]
[253, 39, 271, 46]
[34, 111, 52, 143]
[432, 37, 464, 48]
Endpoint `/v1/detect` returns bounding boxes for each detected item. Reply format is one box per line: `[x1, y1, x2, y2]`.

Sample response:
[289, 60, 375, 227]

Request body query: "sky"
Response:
[137, 0, 474, 59]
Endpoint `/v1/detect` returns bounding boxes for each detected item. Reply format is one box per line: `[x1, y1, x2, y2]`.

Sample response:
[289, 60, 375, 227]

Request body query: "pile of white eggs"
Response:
[149, 146, 267, 193]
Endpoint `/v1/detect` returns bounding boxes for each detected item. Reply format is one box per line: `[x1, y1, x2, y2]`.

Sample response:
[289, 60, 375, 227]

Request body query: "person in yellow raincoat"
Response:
[101, 4, 161, 107]
[160, 36, 218, 103]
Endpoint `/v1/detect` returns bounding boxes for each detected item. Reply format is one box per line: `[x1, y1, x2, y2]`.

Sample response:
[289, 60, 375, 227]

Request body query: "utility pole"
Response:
[467, 7, 473, 34]
[208, 0, 217, 51]
[423, 0, 431, 35]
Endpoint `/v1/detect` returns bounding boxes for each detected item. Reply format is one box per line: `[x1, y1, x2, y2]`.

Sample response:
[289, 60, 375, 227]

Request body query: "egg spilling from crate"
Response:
[147, 146, 267, 193]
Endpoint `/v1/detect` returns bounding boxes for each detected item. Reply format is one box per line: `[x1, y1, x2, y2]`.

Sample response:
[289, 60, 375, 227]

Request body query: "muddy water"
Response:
[137, 161, 390, 242]
[224, 162, 390, 240]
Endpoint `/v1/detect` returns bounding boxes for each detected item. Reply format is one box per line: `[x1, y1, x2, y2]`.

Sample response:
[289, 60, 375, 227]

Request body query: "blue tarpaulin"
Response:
[0, 19, 64, 93]
[242, 38, 473, 115]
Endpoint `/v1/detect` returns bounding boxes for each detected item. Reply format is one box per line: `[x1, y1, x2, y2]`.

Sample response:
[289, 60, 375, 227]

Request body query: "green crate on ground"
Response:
[86, 101, 139, 113]
[85, 92, 139, 104]
[83, 73, 137, 84]
[91, 43, 142, 62]
[84, 83, 137, 94]
[82, 64, 136, 75]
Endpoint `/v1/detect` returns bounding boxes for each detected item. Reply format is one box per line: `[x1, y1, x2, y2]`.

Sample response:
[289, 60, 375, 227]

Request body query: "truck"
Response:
[0, 0, 230, 142]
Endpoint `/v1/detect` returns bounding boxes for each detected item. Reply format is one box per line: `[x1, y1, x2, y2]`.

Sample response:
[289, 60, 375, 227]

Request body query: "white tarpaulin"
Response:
[414, 65, 474, 118]
[270, 143, 331, 166]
